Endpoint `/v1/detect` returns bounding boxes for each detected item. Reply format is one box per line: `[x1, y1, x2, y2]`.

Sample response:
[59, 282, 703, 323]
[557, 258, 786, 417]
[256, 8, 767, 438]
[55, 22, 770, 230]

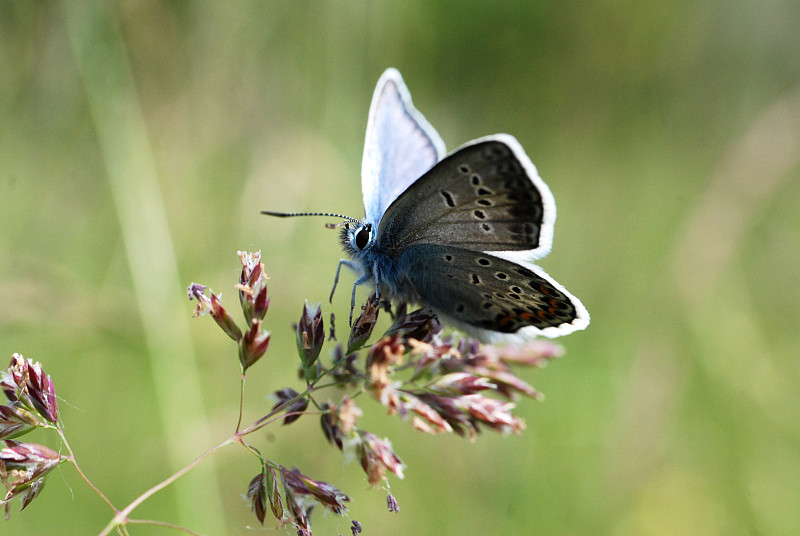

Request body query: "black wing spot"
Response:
[478, 258, 491, 266]
[471, 174, 481, 185]
[496, 272, 508, 280]
[456, 303, 465, 313]
[474, 210, 486, 219]
[481, 223, 492, 232]
[471, 273, 481, 285]
[444, 254, 453, 262]
[477, 187, 493, 196]
[511, 286, 522, 293]
[441, 190, 455, 207]
[459, 165, 470, 174]
[477, 199, 492, 207]
[482, 302, 494, 309]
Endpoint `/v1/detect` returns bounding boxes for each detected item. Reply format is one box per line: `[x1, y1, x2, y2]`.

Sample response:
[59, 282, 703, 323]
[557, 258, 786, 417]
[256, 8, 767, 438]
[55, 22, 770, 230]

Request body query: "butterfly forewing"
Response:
[362, 69, 445, 226]
[377, 135, 556, 259]
[398, 244, 586, 337]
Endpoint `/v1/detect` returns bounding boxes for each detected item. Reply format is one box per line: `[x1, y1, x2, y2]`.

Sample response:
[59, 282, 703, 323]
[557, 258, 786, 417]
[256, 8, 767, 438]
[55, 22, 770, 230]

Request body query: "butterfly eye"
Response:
[355, 225, 371, 250]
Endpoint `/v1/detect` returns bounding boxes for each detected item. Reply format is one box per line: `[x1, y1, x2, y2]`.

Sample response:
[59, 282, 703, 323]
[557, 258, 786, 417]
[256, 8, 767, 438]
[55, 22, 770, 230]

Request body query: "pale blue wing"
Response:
[361, 68, 446, 225]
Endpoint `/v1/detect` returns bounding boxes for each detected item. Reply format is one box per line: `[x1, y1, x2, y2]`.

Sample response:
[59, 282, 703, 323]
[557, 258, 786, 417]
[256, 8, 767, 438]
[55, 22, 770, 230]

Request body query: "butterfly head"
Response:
[340, 221, 374, 258]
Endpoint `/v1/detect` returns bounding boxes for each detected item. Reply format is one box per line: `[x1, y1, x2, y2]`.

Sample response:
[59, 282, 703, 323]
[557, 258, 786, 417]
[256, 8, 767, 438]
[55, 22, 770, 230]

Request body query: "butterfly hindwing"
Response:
[377, 135, 556, 260]
[361, 69, 446, 226]
[398, 243, 588, 339]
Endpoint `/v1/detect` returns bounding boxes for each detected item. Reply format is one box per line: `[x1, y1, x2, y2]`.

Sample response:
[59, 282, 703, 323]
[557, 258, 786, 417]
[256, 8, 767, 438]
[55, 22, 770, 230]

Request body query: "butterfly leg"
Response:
[330, 259, 359, 303]
[372, 260, 381, 304]
[349, 272, 372, 326]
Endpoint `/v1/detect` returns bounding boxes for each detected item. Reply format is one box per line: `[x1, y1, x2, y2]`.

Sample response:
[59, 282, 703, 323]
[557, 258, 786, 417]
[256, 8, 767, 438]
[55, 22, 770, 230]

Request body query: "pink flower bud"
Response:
[272, 388, 308, 425]
[0, 440, 61, 516]
[385, 307, 441, 343]
[237, 251, 270, 323]
[347, 295, 379, 353]
[296, 302, 324, 367]
[240, 319, 270, 370]
[281, 466, 350, 515]
[2, 355, 58, 424]
[0, 406, 41, 440]
[189, 284, 243, 342]
[456, 395, 526, 435]
[427, 372, 494, 396]
[357, 432, 405, 487]
[246, 472, 268, 524]
[210, 292, 243, 342]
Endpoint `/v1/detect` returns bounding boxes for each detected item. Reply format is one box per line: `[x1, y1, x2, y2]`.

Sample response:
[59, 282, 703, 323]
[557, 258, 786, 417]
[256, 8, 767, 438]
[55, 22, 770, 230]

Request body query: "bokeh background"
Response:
[2, 1, 799, 535]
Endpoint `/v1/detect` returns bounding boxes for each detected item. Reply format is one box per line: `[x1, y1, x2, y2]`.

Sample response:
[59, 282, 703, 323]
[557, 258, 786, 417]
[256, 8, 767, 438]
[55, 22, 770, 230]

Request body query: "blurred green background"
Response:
[2, 1, 799, 535]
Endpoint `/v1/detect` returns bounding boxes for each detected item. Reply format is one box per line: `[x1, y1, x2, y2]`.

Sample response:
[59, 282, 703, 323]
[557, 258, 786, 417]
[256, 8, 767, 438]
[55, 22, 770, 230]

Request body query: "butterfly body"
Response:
[267, 68, 589, 342]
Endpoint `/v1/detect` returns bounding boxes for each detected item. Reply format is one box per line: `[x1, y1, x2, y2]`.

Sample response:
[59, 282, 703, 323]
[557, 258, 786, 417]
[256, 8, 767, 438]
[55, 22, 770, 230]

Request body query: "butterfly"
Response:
[264, 68, 589, 343]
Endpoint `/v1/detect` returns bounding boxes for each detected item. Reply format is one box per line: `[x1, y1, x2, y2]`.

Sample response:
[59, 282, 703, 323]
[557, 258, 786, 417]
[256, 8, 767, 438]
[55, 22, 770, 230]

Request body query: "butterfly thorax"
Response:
[339, 221, 420, 306]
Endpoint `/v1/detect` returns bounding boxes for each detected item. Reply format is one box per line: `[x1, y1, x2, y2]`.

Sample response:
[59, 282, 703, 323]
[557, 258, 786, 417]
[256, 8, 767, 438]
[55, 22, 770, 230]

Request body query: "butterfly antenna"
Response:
[261, 210, 359, 221]
[261, 210, 360, 224]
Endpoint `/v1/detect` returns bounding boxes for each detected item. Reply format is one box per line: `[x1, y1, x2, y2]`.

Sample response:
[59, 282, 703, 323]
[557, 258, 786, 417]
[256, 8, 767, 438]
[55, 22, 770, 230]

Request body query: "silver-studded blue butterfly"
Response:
[264, 68, 589, 343]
